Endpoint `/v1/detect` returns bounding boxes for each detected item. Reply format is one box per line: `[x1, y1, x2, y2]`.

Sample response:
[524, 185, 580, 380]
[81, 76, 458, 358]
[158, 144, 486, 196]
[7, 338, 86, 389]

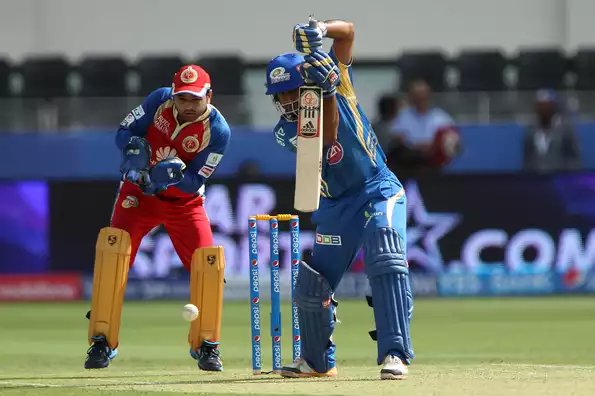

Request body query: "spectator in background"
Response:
[523, 89, 581, 173]
[372, 94, 400, 152]
[386, 79, 460, 176]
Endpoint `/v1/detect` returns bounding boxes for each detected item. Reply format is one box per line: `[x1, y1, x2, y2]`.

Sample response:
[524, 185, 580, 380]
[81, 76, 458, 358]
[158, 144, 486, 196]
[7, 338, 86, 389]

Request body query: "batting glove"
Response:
[293, 22, 326, 54]
[301, 51, 340, 97]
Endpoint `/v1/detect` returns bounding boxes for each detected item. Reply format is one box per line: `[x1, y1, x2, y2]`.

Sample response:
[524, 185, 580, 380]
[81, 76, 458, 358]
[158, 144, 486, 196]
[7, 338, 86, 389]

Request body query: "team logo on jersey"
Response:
[121, 195, 139, 209]
[326, 141, 344, 165]
[182, 135, 200, 153]
[180, 66, 198, 83]
[155, 146, 178, 162]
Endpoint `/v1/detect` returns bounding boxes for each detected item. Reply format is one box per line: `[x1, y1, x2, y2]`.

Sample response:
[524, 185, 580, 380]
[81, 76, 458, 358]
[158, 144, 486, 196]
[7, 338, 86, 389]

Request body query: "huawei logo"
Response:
[155, 146, 178, 162]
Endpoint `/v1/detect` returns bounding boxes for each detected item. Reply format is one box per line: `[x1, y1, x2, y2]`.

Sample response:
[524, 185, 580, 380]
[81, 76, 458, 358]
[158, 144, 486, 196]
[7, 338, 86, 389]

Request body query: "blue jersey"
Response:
[274, 50, 390, 200]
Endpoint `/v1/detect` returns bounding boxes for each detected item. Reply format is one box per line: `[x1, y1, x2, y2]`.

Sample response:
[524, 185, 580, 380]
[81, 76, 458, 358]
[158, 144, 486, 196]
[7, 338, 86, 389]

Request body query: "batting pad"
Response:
[364, 227, 414, 364]
[88, 227, 131, 350]
[294, 261, 336, 374]
[189, 246, 226, 352]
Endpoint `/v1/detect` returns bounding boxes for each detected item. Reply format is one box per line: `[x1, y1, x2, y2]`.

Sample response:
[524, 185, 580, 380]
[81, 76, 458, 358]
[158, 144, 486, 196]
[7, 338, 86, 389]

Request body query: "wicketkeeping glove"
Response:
[301, 51, 340, 97]
[121, 136, 151, 174]
[140, 157, 186, 195]
[293, 22, 326, 54]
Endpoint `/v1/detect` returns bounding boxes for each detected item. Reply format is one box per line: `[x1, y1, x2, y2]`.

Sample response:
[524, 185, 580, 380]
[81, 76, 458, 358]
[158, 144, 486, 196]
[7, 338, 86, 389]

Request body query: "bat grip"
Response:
[304, 15, 319, 86]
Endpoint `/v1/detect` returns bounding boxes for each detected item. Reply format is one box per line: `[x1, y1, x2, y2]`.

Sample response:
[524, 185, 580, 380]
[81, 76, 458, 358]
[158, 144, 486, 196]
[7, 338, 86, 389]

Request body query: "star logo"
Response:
[405, 180, 461, 272]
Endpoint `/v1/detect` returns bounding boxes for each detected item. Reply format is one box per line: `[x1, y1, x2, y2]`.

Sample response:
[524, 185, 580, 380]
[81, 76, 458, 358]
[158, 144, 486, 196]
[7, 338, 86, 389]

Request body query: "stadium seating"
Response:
[195, 55, 250, 125]
[396, 51, 448, 92]
[457, 50, 507, 92]
[2, 50, 585, 97]
[20, 56, 71, 99]
[136, 55, 184, 96]
[573, 48, 595, 90]
[78, 56, 129, 97]
[0, 48, 591, 128]
[515, 48, 567, 90]
[0, 58, 11, 98]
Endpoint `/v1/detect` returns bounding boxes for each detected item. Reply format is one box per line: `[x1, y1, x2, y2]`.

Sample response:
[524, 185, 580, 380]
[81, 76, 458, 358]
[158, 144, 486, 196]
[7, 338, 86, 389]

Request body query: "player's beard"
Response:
[176, 108, 200, 123]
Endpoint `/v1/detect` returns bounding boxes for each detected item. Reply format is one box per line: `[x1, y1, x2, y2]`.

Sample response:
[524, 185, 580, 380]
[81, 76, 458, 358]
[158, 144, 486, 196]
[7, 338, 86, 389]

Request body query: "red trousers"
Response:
[110, 182, 213, 270]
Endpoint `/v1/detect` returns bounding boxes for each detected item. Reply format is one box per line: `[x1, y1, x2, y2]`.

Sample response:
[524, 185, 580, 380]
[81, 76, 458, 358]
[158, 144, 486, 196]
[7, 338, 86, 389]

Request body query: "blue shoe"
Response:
[190, 341, 223, 371]
[84, 335, 118, 369]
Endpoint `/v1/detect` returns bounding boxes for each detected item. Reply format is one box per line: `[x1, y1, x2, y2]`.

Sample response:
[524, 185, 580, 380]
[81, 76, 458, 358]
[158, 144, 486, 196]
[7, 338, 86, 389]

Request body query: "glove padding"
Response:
[293, 23, 325, 54]
[121, 136, 151, 174]
[301, 51, 340, 97]
[125, 169, 151, 186]
[140, 157, 186, 195]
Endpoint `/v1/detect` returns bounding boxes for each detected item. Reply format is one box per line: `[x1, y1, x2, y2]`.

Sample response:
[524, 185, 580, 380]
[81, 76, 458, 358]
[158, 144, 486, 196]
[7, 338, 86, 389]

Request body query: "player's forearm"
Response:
[321, 20, 354, 65]
[115, 128, 133, 151]
[176, 172, 204, 194]
[321, 20, 354, 40]
[322, 96, 339, 145]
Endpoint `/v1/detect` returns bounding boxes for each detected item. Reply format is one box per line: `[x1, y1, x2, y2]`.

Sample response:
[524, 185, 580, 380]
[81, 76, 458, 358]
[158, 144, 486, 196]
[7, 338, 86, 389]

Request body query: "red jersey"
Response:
[116, 88, 231, 200]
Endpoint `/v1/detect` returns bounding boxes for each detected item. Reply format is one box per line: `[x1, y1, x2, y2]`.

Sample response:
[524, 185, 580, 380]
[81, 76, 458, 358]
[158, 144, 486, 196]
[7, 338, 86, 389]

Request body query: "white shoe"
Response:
[380, 355, 408, 380]
[280, 358, 338, 378]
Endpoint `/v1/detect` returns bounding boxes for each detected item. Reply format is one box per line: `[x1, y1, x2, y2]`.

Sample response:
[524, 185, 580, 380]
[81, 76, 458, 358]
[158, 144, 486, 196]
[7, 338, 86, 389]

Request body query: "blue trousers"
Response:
[309, 176, 407, 290]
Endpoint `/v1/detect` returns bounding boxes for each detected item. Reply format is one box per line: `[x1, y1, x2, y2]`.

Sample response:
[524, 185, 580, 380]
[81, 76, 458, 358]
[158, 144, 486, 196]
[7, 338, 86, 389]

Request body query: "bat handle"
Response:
[303, 15, 318, 86]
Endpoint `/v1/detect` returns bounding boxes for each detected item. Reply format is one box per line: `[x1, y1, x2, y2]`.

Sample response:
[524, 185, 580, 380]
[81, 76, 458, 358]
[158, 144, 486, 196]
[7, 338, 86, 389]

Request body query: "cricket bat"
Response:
[294, 84, 323, 212]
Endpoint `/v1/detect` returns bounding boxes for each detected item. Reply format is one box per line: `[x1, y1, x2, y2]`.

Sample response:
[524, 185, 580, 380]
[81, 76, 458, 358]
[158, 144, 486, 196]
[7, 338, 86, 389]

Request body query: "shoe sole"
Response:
[84, 363, 109, 369]
[280, 369, 337, 378]
[380, 371, 407, 380]
[198, 365, 224, 372]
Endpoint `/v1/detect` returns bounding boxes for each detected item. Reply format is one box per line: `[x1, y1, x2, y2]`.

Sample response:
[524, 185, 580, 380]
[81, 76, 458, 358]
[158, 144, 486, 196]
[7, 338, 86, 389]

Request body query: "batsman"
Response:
[266, 18, 414, 379]
[84, 65, 230, 372]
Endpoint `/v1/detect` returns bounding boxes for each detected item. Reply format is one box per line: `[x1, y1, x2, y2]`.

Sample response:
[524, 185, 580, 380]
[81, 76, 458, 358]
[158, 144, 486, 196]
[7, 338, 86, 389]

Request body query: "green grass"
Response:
[1, 297, 595, 395]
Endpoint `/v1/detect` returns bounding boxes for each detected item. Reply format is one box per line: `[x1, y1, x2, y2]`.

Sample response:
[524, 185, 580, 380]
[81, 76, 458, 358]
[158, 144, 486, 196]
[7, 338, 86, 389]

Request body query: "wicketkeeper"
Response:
[84, 65, 230, 372]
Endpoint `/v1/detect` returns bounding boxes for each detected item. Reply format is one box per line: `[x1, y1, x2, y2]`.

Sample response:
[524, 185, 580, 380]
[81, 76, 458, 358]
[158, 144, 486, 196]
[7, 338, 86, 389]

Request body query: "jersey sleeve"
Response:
[273, 119, 298, 153]
[115, 87, 171, 150]
[176, 110, 231, 194]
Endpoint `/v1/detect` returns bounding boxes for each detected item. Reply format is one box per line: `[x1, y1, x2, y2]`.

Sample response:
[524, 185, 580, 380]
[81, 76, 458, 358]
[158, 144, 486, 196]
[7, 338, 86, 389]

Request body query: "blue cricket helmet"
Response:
[265, 53, 305, 95]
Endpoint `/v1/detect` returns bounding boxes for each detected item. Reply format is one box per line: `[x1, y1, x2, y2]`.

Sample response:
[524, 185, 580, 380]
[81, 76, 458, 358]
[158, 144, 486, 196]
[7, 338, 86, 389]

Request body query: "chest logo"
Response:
[327, 141, 344, 165]
[155, 146, 178, 162]
[182, 135, 200, 153]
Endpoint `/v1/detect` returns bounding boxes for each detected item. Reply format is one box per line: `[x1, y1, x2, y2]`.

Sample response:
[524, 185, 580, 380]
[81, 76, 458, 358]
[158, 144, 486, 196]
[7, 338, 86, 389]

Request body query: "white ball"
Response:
[182, 304, 199, 322]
